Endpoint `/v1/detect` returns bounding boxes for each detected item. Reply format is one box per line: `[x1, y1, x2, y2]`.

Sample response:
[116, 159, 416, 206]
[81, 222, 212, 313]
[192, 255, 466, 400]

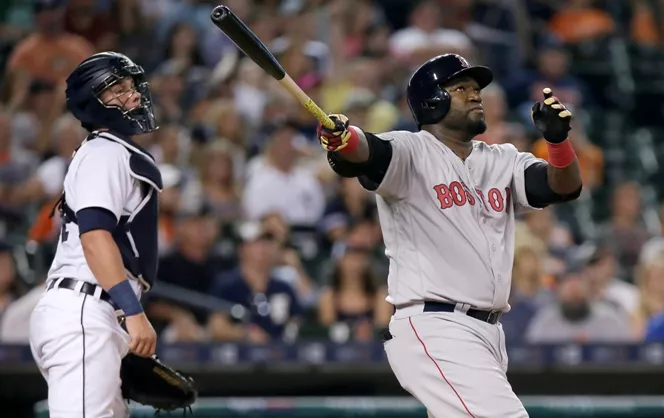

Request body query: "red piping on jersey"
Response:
[408, 317, 477, 418]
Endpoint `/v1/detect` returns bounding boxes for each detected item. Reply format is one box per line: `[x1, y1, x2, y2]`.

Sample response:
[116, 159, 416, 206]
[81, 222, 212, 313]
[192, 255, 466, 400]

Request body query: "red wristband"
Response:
[546, 139, 576, 168]
[339, 126, 360, 154]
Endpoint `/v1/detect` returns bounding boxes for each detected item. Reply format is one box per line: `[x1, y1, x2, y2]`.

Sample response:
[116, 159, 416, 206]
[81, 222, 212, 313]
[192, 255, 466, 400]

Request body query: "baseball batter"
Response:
[29, 52, 162, 417]
[317, 54, 582, 417]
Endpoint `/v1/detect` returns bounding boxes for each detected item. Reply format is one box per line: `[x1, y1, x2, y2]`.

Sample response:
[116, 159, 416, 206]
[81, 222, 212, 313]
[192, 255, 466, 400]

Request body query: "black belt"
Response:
[48, 278, 118, 310]
[423, 301, 502, 324]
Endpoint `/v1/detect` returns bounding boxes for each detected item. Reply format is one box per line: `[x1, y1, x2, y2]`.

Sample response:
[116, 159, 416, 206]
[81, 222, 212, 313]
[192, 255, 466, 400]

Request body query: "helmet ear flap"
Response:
[417, 87, 451, 125]
[423, 97, 441, 110]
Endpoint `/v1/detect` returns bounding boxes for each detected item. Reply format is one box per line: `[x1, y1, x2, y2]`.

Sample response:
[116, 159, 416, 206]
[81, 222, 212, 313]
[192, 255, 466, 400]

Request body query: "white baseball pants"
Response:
[29, 283, 130, 418]
[385, 308, 529, 418]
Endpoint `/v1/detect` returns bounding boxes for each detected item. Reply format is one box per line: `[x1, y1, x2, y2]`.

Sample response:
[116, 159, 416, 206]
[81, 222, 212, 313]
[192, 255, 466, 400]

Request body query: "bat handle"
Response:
[279, 75, 336, 130]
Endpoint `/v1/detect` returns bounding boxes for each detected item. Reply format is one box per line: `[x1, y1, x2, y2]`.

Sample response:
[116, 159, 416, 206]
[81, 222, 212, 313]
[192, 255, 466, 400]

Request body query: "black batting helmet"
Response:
[65, 52, 158, 136]
[406, 54, 493, 128]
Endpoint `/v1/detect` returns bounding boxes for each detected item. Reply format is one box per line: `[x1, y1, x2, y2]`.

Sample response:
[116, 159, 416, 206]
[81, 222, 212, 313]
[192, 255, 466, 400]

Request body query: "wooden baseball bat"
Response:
[210, 5, 336, 130]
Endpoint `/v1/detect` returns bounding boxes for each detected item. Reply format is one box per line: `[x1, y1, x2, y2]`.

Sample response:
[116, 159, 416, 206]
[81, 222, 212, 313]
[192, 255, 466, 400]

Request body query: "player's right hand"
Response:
[125, 312, 157, 357]
[317, 114, 351, 152]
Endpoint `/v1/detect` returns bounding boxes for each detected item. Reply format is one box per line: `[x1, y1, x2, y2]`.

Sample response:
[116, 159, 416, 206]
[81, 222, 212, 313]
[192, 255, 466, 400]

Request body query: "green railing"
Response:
[34, 396, 664, 417]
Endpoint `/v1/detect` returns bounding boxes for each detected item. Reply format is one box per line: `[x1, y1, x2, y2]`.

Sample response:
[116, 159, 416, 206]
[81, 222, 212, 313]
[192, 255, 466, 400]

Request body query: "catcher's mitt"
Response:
[121, 353, 197, 414]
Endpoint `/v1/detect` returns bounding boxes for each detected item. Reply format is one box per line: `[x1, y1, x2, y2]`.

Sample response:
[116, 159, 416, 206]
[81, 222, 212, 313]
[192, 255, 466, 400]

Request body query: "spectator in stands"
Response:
[389, 0, 473, 68]
[147, 206, 221, 342]
[261, 212, 316, 308]
[15, 114, 83, 246]
[318, 231, 391, 342]
[156, 164, 183, 255]
[523, 208, 575, 276]
[150, 123, 187, 166]
[322, 58, 398, 133]
[0, 108, 37, 232]
[202, 100, 249, 181]
[583, 245, 641, 318]
[525, 267, 634, 343]
[474, 84, 526, 147]
[194, 139, 241, 224]
[504, 41, 594, 130]
[153, 22, 209, 111]
[320, 176, 375, 246]
[328, 0, 385, 60]
[5, 0, 93, 112]
[200, 0, 248, 67]
[0, 107, 35, 184]
[11, 80, 67, 157]
[392, 90, 419, 132]
[597, 181, 652, 280]
[271, 6, 331, 76]
[548, 0, 616, 44]
[64, 0, 118, 51]
[344, 88, 399, 135]
[639, 202, 664, 265]
[7, 114, 81, 207]
[0, 280, 43, 343]
[209, 221, 303, 343]
[532, 116, 604, 191]
[630, 0, 663, 47]
[153, 0, 216, 46]
[502, 227, 555, 344]
[233, 58, 272, 128]
[149, 60, 188, 124]
[242, 117, 325, 228]
[634, 250, 664, 340]
[0, 244, 36, 343]
[0, 242, 18, 320]
[464, 0, 529, 80]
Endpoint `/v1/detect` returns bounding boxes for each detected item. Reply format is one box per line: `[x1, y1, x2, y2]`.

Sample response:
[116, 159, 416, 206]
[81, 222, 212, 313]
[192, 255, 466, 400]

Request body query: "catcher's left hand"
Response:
[121, 353, 197, 413]
[531, 88, 572, 143]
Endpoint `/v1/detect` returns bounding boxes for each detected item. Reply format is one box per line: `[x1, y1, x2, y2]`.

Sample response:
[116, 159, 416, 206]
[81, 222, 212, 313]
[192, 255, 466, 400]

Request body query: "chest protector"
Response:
[52, 131, 163, 291]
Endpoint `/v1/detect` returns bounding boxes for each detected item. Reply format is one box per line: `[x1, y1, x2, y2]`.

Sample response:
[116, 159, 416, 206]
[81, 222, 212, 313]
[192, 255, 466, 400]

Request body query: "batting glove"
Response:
[317, 114, 352, 152]
[531, 88, 573, 144]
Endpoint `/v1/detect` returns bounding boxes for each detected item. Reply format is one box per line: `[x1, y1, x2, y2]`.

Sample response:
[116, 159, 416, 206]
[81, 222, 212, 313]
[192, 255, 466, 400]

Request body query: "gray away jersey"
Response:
[366, 129, 544, 312]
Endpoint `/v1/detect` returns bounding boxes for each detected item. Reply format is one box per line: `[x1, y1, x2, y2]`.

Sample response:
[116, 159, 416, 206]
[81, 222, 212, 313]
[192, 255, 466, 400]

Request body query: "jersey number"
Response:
[61, 221, 70, 243]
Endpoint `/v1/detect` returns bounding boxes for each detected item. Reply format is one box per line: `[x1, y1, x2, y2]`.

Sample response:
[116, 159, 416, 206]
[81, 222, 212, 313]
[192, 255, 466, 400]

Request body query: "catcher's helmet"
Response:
[66, 52, 158, 136]
[407, 54, 493, 127]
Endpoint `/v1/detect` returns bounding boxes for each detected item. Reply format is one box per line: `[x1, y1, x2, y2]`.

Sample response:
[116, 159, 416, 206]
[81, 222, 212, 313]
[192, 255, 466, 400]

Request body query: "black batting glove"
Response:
[531, 88, 573, 143]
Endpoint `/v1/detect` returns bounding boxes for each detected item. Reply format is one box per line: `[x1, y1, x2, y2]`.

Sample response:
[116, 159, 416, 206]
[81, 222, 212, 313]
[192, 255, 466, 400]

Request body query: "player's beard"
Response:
[464, 110, 487, 137]
[444, 109, 487, 141]
[465, 118, 487, 137]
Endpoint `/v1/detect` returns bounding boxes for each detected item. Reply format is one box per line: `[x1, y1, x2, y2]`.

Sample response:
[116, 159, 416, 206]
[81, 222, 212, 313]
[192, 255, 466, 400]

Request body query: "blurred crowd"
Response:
[0, 0, 664, 347]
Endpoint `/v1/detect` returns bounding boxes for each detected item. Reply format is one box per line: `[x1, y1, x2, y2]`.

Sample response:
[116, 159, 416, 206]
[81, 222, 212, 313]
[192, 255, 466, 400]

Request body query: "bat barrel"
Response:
[210, 5, 230, 23]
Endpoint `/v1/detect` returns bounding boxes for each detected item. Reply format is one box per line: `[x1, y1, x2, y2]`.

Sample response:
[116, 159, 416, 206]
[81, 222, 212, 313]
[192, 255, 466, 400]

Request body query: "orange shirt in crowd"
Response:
[28, 199, 61, 243]
[631, 3, 661, 46]
[8, 33, 94, 84]
[548, 8, 615, 44]
[531, 137, 604, 189]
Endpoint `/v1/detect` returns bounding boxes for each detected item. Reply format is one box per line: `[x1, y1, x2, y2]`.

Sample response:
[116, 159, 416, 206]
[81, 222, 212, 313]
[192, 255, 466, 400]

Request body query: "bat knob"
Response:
[211, 5, 230, 22]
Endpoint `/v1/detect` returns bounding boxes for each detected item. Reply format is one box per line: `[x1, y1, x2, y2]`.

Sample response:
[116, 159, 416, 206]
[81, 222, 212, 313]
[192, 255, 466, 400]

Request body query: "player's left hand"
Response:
[531, 88, 572, 143]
